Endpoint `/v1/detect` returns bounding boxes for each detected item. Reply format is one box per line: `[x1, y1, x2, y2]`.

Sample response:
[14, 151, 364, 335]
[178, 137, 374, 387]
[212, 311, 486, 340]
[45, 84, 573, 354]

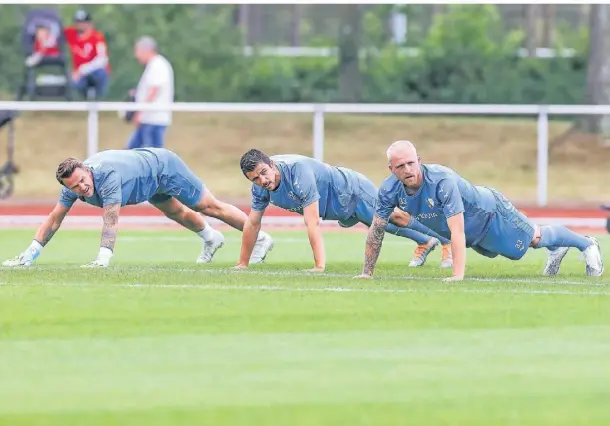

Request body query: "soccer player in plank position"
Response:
[357, 140, 604, 280]
[2, 148, 274, 268]
[236, 149, 453, 271]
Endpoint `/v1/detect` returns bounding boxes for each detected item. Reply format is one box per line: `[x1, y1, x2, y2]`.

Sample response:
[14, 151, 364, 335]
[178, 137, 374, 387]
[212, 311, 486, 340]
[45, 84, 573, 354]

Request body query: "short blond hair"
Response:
[386, 140, 416, 162]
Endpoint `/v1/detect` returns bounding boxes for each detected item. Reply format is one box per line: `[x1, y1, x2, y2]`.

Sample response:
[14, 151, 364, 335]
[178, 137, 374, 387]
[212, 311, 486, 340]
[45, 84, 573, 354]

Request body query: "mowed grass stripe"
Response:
[1, 281, 609, 297]
[1, 265, 606, 287]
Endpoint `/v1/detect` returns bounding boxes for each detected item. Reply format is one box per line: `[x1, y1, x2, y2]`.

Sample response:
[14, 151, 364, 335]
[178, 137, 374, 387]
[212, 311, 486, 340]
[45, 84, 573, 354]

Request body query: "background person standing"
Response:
[126, 36, 174, 149]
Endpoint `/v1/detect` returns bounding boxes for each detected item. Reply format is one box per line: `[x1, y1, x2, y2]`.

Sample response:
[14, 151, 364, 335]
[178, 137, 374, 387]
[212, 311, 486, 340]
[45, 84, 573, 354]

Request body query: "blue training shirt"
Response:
[250, 154, 362, 221]
[58, 148, 167, 208]
[375, 164, 498, 246]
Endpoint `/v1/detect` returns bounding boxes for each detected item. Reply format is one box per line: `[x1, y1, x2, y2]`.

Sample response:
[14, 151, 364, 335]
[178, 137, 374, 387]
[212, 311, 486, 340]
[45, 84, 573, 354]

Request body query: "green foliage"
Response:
[0, 5, 36, 97]
[0, 4, 589, 104]
[361, 5, 391, 48]
[554, 20, 590, 55]
[358, 4, 586, 104]
[238, 57, 333, 102]
[414, 5, 523, 103]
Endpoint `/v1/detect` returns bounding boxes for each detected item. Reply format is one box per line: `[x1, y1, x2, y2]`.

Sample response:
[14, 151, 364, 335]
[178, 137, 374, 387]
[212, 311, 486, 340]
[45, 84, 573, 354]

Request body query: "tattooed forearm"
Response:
[100, 204, 121, 251]
[41, 226, 58, 245]
[362, 216, 388, 276]
[35, 216, 62, 247]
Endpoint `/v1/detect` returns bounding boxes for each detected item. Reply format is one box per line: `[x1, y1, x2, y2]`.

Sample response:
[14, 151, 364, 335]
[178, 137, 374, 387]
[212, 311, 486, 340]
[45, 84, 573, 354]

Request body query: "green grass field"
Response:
[1, 228, 609, 426]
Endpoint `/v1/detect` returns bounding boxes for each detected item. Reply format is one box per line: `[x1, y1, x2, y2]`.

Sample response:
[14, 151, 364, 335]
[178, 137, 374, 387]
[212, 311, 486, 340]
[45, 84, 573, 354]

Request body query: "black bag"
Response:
[118, 90, 136, 122]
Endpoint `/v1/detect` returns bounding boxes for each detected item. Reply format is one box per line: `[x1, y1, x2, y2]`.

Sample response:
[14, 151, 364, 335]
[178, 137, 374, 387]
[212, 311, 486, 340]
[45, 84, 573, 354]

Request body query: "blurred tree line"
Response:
[0, 4, 599, 117]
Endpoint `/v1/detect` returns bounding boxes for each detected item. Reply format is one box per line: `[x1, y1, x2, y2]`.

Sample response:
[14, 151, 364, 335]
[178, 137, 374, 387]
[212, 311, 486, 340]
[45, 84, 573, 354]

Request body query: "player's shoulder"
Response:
[379, 173, 401, 194]
[422, 164, 460, 184]
[85, 149, 123, 164]
[272, 154, 314, 174]
[60, 184, 77, 197]
[271, 154, 311, 165]
[250, 181, 267, 195]
[84, 152, 120, 176]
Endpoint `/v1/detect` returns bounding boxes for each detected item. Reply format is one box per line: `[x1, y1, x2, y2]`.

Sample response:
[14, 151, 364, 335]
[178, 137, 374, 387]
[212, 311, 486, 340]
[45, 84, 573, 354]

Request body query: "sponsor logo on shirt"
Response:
[416, 212, 439, 220]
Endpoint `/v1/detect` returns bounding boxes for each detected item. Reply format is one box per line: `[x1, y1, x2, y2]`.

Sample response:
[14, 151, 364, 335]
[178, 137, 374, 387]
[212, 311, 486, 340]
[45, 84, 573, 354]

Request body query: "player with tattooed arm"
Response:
[2, 148, 274, 268]
[357, 140, 603, 281]
[237, 149, 453, 272]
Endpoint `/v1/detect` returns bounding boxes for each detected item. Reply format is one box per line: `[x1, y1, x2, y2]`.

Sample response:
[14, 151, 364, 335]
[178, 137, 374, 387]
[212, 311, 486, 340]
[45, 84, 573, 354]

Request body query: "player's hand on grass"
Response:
[2, 241, 43, 267]
[353, 273, 373, 279]
[80, 248, 113, 268]
[2, 253, 33, 267]
[80, 259, 109, 268]
[232, 263, 248, 270]
[303, 266, 325, 273]
[443, 275, 464, 282]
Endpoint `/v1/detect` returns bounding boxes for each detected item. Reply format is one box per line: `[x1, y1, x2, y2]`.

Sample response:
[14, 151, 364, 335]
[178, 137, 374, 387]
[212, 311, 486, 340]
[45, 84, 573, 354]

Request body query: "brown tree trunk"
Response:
[579, 4, 590, 28]
[338, 4, 362, 102]
[290, 4, 301, 46]
[541, 4, 555, 47]
[249, 4, 264, 46]
[525, 5, 539, 56]
[578, 5, 608, 133]
[237, 5, 250, 44]
[431, 4, 444, 20]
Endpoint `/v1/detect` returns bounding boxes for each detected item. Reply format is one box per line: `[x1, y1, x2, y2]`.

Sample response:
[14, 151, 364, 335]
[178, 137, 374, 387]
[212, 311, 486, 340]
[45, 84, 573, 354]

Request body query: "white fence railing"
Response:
[241, 46, 578, 59]
[0, 101, 607, 207]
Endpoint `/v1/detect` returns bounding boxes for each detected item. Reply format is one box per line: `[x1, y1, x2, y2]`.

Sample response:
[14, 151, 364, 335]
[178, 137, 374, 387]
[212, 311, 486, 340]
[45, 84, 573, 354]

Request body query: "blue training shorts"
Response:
[337, 171, 377, 228]
[148, 149, 205, 207]
[471, 189, 536, 261]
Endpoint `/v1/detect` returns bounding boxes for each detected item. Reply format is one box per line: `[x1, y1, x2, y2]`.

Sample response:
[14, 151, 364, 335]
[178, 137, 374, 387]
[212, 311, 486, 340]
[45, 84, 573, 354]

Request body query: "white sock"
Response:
[257, 231, 268, 241]
[197, 222, 215, 242]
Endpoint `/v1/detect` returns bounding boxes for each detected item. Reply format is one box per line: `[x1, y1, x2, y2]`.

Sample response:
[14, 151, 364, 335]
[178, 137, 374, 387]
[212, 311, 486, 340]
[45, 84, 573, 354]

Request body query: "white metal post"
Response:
[313, 106, 325, 161]
[536, 107, 549, 207]
[86, 101, 99, 158]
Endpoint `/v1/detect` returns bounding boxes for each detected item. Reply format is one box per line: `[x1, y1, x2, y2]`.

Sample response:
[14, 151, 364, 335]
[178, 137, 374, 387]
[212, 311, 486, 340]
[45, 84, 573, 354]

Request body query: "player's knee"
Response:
[530, 224, 542, 247]
[163, 206, 183, 221]
[156, 199, 187, 220]
[389, 210, 411, 228]
[201, 201, 222, 217]
[196, 191, 222, 216]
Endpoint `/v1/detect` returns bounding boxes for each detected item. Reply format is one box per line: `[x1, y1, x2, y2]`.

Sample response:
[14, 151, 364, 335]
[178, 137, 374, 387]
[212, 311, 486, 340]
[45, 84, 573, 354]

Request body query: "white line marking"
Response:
[119, 236, 326, 243]
[0, 281, 608, 296]
[118, 236, 413, 245]
[163, 267, 607, 287]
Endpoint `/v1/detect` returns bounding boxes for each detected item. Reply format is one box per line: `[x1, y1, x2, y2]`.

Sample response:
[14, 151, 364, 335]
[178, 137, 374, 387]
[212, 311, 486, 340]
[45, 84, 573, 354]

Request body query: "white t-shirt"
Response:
[135, 54, 174, 126]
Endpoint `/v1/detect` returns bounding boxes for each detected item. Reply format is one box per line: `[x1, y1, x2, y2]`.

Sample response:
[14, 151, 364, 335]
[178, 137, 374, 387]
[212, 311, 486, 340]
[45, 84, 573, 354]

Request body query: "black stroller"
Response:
[0, 111, 19, 199]
[16, 9, 71, 101]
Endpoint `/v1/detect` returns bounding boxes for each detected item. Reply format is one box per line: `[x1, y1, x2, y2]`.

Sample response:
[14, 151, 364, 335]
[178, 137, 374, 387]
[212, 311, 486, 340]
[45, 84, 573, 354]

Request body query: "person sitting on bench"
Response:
[64, 10, 110, 99]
